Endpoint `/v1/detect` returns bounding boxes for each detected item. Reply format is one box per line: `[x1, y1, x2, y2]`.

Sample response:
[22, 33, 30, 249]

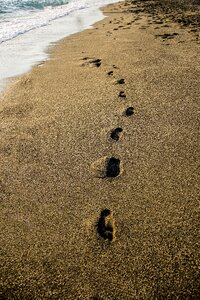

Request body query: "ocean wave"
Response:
[0, 0, 69, 13]
[0, 0, 118, 43]
[0, 0, 88, 43]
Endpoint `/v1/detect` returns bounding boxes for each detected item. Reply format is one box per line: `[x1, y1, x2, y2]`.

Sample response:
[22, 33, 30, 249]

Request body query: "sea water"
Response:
[0, 0, 120, 92]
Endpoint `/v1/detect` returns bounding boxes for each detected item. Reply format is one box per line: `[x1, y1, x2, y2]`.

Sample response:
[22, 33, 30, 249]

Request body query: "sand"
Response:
[0, 1, 200, 299]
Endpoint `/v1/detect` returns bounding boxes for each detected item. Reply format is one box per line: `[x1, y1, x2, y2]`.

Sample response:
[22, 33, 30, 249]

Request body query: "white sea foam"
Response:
[0, 0, 118, 44]
[0, 1, 86, 44]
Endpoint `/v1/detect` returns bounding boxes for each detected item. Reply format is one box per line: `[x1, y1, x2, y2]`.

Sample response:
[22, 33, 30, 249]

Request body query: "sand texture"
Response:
[0, 0, 200, 299]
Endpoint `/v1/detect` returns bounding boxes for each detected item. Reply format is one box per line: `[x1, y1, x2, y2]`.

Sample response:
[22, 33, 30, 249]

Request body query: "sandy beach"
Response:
[0, 0, 200, 299]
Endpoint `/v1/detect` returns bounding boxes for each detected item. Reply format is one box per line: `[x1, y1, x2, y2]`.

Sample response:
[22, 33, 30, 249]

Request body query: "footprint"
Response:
[82, 57, 102, 67]
[82, 57, 90, 60]
[97, 209, 116, 241]
[155, 20, 164, 24]
[118, 91, 126, 98]
[107, 70, 113, 76]
[156, 33, 179, 40]
[125, 107, 134, 116]
[89, 58, 102, 67]
[91, 157, 122, 178]
[111, 127, 123, 141]
[116, 78, 125, 84]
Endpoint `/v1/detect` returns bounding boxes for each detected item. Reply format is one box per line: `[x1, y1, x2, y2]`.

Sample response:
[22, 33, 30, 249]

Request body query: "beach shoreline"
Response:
[0, 1, 199, 299]
[0, 0, 122, 94]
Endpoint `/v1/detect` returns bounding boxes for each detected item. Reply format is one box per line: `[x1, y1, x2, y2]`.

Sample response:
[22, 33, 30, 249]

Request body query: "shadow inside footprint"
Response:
[97, 209, 115, 241]
[117, 78, 125, 84]
[125, 107, 134, 116]
[119, 91, 126, 98]
[90, 59, 102, 67]
[107, 71, 113, 76]
[156, 33, 178, 40]
[82, 57, 102, 67]
[155, 20, 164, 24]
[111, 127, 123, 141]
[106, 157, 121, 177]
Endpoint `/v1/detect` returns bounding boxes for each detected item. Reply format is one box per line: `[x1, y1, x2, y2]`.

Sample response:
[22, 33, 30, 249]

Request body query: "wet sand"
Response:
[0, 1, 200, 299]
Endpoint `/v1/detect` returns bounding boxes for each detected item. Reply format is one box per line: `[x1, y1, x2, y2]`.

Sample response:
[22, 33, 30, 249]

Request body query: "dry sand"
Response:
[0, 1, 200, 299]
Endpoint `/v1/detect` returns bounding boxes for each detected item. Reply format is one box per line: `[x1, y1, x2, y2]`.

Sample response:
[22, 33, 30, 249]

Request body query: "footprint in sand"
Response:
[106, 31, 112, 36]
[139, 26, 148, 30]
[118, 91, 126, 98]
[125, 107, 134, 116]
[91, 156, 122, 178]
[90, 59, 102, 67]
[116, 78, 125, 84]
[82, 57, 102, 67]
[156, 33, 179, 40]
[97, 209, 116, 241]
[111, 127, 123, 141]
[107, 70, 114, 76]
